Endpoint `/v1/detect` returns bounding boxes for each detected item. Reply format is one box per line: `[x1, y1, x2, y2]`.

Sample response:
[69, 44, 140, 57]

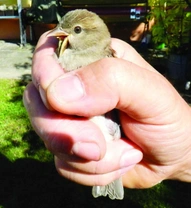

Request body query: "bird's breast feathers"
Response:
[59, 46, 113, 71]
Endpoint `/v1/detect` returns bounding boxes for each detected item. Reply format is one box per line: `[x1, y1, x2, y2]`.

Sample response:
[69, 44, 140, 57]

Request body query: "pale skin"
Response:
[23, 32, 191, 189]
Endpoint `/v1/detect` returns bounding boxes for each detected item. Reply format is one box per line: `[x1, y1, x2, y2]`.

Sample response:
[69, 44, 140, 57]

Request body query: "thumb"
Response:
[47, 57, 173, 118]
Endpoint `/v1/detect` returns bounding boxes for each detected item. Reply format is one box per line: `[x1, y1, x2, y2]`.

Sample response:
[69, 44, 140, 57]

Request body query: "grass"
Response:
[0, 79, 191, 208]
[0, 79, 52, 162]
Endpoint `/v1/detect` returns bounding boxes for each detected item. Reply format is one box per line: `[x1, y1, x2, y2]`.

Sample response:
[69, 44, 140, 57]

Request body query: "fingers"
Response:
[55, 156, 135, 186]
[54, 139, 142, 186]
[32, 32, 64, 108]
[23, 82, 143, 187]
[23, 82, 107, 160]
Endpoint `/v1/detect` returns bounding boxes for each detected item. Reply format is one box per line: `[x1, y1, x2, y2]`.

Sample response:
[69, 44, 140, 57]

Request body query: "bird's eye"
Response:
[74, 26, 82, 34]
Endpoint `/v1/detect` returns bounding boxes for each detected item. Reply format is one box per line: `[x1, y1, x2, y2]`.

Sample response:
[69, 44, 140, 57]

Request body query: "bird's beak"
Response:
[47, 27, 69, 57]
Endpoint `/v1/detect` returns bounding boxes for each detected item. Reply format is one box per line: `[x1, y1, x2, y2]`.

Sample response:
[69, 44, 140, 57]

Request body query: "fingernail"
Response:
[120, 150, 143, 168]
[72, 142, 101, 161]
[51, 75, 84, 103]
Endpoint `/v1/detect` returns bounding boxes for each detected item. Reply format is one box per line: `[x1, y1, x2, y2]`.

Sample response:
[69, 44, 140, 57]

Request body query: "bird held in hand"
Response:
[47, 9, 124, 200]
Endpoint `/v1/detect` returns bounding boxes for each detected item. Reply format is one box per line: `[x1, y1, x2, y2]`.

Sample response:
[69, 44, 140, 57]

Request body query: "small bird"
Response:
[47, 9, 124, 200]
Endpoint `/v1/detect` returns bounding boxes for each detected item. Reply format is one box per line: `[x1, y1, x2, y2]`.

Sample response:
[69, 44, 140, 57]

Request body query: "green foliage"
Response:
[0, 79, 53, 162]
[148, 0, 191, 54]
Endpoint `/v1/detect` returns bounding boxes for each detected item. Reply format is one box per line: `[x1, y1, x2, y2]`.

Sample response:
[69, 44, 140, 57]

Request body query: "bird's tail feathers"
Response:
[92, 178, 124, 200]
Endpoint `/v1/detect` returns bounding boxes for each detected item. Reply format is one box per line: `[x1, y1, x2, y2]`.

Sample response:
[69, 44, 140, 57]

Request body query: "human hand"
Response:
[23, 32, 191, 188]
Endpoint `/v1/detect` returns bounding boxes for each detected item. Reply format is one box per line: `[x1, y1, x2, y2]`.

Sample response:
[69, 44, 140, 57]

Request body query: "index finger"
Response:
[32, 31, 64, 90]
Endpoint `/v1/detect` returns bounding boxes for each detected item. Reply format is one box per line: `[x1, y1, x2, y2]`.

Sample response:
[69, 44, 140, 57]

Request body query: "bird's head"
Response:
[47, 9, 111, 57]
